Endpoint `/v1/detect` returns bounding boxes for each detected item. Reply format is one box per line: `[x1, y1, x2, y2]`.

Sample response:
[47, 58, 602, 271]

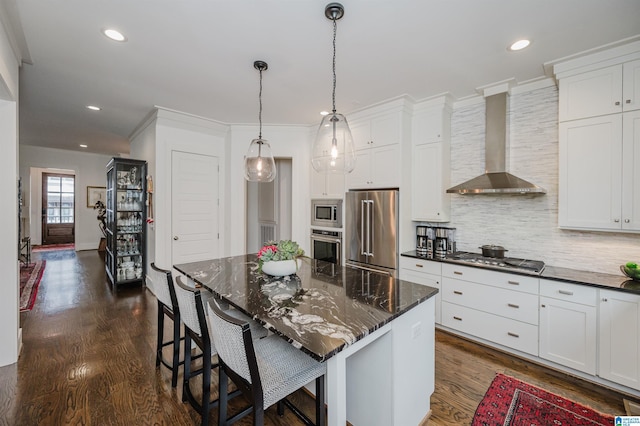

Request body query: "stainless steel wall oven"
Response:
[310, 229, 342, 266]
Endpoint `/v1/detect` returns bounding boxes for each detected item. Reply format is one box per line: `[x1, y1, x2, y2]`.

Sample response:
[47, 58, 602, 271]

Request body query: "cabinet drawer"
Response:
[442, 278, 538, 325]
[442, 302, 538, 356]
[539, 279, 597, 306]
[400, 257, 441, 275]
[442, 263, 539, 294]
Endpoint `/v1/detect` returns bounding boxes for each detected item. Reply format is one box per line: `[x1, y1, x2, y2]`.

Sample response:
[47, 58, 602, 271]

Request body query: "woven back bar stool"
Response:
[207, 298, 326, 426]
[149, 263, 183, 387]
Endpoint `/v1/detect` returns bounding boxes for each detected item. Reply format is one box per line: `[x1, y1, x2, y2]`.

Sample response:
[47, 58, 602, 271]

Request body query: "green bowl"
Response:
[621, 265, 640, 281]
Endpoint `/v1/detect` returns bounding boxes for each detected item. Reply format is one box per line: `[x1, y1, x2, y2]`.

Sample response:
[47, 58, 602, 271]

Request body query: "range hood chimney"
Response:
[446, 91, 546, 195]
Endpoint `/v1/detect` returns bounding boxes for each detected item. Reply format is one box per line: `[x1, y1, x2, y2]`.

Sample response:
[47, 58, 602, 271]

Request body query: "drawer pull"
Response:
[415, 264, 423, 268]
[507, 280, 519, 285]
[558, 290, 574, 296]
[453, 290, 463, 295]
[507, 303, 520, 309]
[507, 332, 520, 338]
[454, 271, 463, 275]
[453, 316, 462, 321]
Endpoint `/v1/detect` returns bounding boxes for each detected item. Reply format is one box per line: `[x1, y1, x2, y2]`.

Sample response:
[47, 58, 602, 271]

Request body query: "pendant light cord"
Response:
[332, 17, 337, 113]
[258, 67, 263, 139]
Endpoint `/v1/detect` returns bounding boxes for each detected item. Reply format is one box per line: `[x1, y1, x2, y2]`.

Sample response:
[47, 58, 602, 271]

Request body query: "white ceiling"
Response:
[13, 0, 640, 156]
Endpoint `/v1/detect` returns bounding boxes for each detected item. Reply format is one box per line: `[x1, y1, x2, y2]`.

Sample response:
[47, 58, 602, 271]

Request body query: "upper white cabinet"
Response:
[311, 168, 345, 198]
[411, 97, 452, 222]
[555, 43, 640, 233]
[558, 59, 640, 121]
[345, 100, 410, 190]
[599, 289, 640, 391]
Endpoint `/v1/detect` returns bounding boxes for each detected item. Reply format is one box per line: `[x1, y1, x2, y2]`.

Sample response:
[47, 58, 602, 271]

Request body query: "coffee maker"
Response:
[416, 226, 434, 258]
[434, 227, 456, 259]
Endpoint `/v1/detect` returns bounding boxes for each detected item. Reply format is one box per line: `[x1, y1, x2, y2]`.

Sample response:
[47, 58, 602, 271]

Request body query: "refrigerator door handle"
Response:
[360, 199, 366, 256]
[368, 199, 374, 258]
[346, 262, 392, 276]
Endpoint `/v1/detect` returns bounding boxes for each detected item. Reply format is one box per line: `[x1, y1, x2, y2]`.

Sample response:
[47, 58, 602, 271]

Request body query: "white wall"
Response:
[448, 82, 640, 275]
[19, 145, 114, 250]
[0, 8, 21, 366]
[229, 125, 311, 256]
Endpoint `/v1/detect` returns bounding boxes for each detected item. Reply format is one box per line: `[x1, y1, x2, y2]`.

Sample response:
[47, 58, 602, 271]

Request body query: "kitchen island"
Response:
[174, 255, 438, 426]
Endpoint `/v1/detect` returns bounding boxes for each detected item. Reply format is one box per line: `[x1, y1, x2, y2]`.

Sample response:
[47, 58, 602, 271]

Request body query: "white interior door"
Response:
[172, 151, 219, 264]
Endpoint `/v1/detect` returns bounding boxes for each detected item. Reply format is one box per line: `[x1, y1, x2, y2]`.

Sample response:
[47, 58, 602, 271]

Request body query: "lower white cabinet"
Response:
[599, 289, 640, 390]
[399, 257, 441, 324]
[539, 280, 597, 375]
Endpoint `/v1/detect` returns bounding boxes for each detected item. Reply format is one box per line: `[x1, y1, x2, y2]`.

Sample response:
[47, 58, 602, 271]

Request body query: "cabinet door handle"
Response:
[615, 101, 621, 106]
[626, 99, 632, 104]
[454, 271, 463, 275]
[614, 218, 620, 223]
[453, 316, 462, 321]
[507, 303, 520, 309]
[541, 304, 546, 308]
[173, 236, 179, 240]
[453, 290, 463, 295]
[558, 290, 573, 296]
[602, 298, 608, 302]
[415, 264, 423, 268]
[625, 219, 630, 223]
[507, 332, 520, 338]
[507, 280, 519, 285]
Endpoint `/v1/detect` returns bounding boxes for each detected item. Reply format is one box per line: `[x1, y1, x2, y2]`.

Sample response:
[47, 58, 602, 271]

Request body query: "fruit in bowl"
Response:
[621, 262, 640, 281]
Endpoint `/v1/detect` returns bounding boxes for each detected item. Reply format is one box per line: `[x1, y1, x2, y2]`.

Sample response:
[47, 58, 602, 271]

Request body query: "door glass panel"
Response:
[46, 176, 74, 224]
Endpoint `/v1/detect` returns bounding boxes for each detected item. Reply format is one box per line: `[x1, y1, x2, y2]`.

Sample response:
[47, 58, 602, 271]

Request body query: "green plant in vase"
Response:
[257, 240, 305, 276]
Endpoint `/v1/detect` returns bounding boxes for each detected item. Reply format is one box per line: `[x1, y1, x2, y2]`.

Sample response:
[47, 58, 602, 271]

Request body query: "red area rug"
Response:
[32, 243, 75, 252]
[20, 260, 46, 312]
[472, 373, 614, 426]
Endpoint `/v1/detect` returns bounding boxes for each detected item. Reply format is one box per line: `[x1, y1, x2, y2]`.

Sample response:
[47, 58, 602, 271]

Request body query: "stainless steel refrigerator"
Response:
[345, 189, 399, 275]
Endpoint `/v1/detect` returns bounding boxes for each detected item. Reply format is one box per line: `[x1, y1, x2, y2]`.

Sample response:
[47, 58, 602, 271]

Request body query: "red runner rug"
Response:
[32, 243, 75, 252]
[20, 260, 46, 312]
[472, 373, 614, 425]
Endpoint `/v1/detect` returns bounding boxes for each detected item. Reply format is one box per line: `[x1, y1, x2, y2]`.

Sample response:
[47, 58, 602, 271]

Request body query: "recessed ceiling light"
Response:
[86, 105, 101, 111]
[102, 28, 127, 42]
[320, 111, 330, 116]
[509, 39, 531, 51]
[79, 144, 88, 148]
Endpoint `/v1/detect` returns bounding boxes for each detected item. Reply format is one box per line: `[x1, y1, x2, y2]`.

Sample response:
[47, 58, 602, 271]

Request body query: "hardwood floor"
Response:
[0, 249, 631, 425]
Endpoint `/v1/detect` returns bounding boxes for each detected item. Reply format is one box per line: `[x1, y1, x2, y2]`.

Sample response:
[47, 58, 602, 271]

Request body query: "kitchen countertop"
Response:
[174, 254, 438, 361]
[401, 250, 640, 295]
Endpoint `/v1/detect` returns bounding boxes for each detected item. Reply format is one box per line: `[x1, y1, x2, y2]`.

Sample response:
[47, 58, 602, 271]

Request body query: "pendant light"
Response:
[311, 3, 356, 174]
[244, 60, 276, 182]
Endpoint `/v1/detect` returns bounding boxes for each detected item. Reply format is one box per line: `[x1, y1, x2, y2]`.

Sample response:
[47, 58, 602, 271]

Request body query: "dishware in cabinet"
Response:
[105, 158, 147, 289]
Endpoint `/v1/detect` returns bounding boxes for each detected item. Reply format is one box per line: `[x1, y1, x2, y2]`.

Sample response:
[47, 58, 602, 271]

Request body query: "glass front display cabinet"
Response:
[105, 158, 147, 289]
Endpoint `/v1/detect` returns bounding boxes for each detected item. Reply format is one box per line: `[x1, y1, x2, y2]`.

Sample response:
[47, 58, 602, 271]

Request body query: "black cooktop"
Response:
[445, 251, 545, 275]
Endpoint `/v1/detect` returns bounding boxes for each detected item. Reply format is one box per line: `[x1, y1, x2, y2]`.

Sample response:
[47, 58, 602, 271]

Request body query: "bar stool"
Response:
[149, 263, 183, 387]
[207, 298, 326, 426]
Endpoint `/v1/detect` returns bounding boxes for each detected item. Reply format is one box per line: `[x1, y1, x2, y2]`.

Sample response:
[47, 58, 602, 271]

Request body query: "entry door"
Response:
[42, 173, 75, 245]
[171, 151, 220, 264]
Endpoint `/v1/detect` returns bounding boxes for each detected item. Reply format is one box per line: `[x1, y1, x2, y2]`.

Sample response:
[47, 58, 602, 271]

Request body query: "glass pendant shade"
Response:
[312, 112, 356, 173]
[244, 138, 276, 182]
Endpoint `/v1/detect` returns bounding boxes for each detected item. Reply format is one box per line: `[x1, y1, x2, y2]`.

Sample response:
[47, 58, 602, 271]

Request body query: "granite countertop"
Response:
[174, 255, 438, 361]
[401, 251, 640, 295]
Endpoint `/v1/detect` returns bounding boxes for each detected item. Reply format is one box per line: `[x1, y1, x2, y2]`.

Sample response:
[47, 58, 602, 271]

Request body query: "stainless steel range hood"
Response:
[446, 92, 546, 195]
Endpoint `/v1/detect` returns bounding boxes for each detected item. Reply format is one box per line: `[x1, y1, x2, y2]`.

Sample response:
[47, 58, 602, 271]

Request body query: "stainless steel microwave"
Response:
[311, 199, 342, 228]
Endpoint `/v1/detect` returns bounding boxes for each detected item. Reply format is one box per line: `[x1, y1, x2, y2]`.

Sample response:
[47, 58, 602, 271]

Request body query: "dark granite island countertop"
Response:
[174, 254, 438, 361]
[174, 254, 438, 426]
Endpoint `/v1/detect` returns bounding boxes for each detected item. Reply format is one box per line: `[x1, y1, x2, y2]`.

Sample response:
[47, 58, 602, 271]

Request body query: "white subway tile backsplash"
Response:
[448, 85, 640, 275]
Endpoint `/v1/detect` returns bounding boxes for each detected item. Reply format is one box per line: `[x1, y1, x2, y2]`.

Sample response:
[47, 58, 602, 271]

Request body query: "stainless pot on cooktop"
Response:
[479, 244, 508, 258]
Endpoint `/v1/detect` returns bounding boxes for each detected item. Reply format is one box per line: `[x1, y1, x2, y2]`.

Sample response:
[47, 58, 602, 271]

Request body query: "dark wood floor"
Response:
[0, 249, 631, 425]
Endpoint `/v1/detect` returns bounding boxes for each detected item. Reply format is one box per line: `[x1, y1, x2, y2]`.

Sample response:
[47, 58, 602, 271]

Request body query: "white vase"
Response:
[261, 259, 298, 277]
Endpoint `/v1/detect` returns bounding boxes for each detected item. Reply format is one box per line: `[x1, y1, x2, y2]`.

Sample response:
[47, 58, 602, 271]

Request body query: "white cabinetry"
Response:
[556, 46, 640, 232]
[559, 110, 640, 232]
[400, 256, 442, 324]
[599, 289, 640, 391]
[411, 97, 452, 222]
[539, 280, 597, 374]
[440, 264, 539, 356]
[311, 168, 344, 198]
[559, 59, 640, 121]
[346, 104, 409, 190]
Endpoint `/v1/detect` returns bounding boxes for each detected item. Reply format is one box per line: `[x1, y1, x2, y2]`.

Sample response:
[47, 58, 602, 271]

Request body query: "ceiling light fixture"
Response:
[79, 144, 88, 148]
[311, 3, 356, 174]
[86, 105, 101, 111]
[244, 60, 276, 182]
[103, 28, 127, 42]
[509, 39, 531, 51]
